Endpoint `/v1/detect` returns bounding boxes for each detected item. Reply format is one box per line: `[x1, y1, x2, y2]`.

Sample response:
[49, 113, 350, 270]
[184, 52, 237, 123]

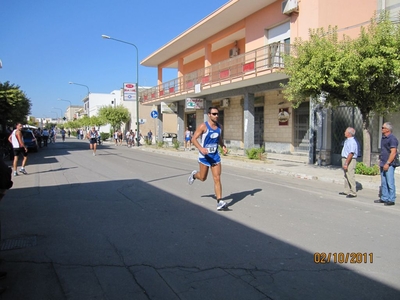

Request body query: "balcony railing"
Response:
[140, 42, 290, 103]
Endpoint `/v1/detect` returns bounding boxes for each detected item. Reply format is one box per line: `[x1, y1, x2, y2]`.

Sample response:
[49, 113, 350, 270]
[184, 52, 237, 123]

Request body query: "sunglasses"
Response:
[382, 127, 387, 129]
[210, 113, 219, 116]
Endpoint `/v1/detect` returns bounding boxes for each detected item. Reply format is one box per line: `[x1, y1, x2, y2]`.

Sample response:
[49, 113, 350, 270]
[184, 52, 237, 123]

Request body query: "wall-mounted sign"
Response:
[278, 108, 290, 126]
[186, 98, 204, 111]
[161, 102, 177, 114]
[123, 83, 136, 101]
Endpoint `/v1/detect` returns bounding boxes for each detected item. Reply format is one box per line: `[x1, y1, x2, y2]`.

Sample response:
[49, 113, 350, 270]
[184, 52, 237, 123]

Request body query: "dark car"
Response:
[22, 129, 38, 152]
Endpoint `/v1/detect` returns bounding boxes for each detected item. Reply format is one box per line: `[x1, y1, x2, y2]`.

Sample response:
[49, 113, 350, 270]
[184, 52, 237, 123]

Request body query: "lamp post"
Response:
[58, 98, 72, 120]
[69, 82, 90, 115]
[101, 34, 140, 146]
[68, 82, 90, 96]
[50, 111, 58, 121]
[52, 107, 63, 122]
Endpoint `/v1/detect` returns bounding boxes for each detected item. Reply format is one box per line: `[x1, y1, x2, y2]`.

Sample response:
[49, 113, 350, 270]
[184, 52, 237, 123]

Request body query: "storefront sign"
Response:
[185, 98, 204, 110]
[123, 83, 136, 101]
[278, 108, 290, 125]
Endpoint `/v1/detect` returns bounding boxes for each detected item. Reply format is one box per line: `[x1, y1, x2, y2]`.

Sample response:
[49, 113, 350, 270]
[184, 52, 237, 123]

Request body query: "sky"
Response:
[0, 0, 228, 118]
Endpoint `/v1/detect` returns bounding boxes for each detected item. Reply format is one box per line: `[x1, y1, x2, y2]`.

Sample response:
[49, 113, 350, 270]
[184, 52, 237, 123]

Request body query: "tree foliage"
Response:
[282, 11, 400, 165]
[98, 105, 130, 131]
[0, 81, 32, 126]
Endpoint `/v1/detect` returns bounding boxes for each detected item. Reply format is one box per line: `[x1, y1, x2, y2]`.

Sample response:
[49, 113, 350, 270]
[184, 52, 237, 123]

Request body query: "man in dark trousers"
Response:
[375, 122, 398, 206]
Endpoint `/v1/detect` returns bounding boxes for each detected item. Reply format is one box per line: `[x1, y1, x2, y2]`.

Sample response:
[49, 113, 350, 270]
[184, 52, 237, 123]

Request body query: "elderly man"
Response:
[339, 127, 358, 198]
[375, 122, 398, 206]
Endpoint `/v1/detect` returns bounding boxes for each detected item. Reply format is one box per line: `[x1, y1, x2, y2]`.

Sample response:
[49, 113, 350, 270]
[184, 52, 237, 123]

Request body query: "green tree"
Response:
[90, 115, 106, 129]
[0, 81, 32, 128]
[98, 105, 130, 131]
[282, 12, 400, 166]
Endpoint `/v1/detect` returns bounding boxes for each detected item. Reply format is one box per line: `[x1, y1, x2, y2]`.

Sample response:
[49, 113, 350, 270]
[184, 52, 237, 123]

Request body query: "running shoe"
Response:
[188, 170, 197, 185]
[19, 168, 27, 174]
[217, 200, 227, 210]
[13, 171, 18, 176]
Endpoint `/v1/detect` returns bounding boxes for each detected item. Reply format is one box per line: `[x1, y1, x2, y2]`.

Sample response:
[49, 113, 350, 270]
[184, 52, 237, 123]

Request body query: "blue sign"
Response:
[150, 110, 158, 119]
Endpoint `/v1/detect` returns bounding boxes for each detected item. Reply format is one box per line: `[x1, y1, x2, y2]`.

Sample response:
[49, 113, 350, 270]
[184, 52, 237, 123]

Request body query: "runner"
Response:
[188, 107, 228, 210]
[86, 127, 98, 156]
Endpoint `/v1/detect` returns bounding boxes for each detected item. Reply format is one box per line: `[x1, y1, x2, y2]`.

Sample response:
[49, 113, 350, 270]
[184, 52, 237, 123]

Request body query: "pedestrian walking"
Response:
[184, 127, 192, 151]
[60, 128, 66, 142]
[375, 122, 398, 206]
[339, 127, 358, 198]
[118, 130, 123, 146]
[188, 107, 228, 210]
[7, 123, 28, 176]
[113, 131, 118, 146]
[42, 128, 49, 146]
[86, 127, 99, 156]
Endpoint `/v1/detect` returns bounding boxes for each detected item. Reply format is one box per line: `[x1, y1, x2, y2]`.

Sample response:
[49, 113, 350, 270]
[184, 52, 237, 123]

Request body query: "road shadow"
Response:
[0, 147, 398, 299]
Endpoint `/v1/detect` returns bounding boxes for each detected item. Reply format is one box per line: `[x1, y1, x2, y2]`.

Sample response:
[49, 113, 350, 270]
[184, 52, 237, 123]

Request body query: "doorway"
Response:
[254, 106, 264, 147]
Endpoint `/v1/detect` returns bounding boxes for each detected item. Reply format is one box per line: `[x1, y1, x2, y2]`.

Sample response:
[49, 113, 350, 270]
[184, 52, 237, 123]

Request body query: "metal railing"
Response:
[140, 42, 290, 103]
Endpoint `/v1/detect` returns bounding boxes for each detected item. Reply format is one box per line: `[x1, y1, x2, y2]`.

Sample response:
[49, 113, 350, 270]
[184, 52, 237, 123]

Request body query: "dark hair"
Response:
[208, 106, 219, 114]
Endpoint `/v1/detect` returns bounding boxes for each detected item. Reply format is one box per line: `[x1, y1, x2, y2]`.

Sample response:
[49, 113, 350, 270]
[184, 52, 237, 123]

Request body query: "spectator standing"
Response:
[339, 127, 358, 198]
[147, 130, 153, 144]
[375, 122, 398, 206]
[184, 127, 192, 151]
[8, 123, 28, 176]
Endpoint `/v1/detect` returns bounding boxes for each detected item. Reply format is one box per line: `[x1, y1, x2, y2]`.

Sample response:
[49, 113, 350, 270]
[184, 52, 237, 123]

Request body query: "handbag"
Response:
[392, 153, 400, 167]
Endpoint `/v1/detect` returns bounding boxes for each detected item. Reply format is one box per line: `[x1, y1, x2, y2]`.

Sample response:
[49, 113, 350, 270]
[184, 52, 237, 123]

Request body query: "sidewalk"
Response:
[134, 145, 394, 194]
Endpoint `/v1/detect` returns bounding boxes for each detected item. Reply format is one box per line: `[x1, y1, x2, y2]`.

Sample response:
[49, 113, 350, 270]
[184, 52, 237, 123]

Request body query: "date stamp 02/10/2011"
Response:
[314, 252, 374, 264]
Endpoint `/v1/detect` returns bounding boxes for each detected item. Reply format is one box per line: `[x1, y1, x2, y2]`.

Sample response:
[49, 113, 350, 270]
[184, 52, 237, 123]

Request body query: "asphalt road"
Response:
[0, 138, 399, 299]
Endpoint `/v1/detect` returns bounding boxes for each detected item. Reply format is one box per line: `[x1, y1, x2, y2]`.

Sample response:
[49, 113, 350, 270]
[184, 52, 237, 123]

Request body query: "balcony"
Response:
[140, 42, 290, 104]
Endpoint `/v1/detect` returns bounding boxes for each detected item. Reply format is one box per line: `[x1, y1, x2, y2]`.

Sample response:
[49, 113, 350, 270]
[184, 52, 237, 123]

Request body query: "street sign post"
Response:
[150, 110, 158, 119]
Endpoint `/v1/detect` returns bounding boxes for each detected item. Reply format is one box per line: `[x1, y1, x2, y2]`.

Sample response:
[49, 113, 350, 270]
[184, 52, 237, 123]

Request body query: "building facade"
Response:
[138, 0, 399, 164]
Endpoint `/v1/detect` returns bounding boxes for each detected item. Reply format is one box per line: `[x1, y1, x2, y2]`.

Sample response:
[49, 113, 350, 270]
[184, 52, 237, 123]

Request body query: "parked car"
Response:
[21, 129, 38, 152]
[162, 132, 178, 145]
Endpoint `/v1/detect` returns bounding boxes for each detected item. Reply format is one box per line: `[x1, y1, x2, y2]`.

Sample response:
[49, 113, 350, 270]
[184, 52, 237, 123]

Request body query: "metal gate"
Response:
[294, 102, 310, 152]
[331, 106, 363, 166]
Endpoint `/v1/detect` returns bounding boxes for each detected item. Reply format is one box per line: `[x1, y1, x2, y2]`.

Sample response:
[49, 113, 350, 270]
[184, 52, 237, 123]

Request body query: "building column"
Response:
[177, 102, 185, 143]
[156, 105, 163, 142]
[203, 100, 212, 122]
[243, 92, 255, 149]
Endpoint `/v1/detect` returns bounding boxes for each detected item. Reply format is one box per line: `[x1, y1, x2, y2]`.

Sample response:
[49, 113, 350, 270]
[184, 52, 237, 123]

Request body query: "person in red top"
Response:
[8, 123, 28, 176]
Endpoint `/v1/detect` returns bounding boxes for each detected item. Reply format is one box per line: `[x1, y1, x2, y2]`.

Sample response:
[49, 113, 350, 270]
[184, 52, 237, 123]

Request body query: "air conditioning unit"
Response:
[221, 98, 230, 108]
[282, 0, 299, 15]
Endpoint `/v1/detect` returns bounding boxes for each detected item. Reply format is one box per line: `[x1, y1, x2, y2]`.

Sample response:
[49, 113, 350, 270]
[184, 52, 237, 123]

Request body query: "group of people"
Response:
[112, 129, 144, 148]
[32, 127, 60, 147]
[340, 123, 398, 206]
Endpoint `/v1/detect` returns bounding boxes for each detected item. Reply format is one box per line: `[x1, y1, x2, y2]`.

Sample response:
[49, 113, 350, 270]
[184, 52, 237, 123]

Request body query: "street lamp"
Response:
[69, 82, 90, 116]
[58, 98, 72, 106]
[101, 34, 140, 146]
[58, 98, 72, 120]
[52, 107, 63, 120]
[50, 111, 58, 120]
[68, 82, 90, 96]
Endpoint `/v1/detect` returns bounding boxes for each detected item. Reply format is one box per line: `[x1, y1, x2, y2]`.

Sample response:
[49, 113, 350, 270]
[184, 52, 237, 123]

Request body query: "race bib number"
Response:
[205, 143, 218, 153]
